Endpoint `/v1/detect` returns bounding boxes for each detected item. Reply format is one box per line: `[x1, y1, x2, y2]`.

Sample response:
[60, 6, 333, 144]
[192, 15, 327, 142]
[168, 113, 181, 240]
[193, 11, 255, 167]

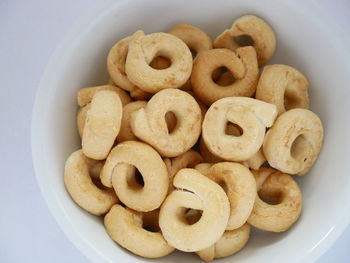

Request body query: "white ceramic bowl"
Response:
[32, 0, 350, 262]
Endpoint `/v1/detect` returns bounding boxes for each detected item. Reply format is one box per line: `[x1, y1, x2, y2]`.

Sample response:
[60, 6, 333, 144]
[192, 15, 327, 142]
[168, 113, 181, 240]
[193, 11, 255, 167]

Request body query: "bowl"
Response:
[31, 0, 350, 262]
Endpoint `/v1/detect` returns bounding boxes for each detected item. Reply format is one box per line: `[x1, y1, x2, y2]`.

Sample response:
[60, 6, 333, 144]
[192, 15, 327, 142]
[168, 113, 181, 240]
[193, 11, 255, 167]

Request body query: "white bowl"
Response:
[32, 0, 350, 262]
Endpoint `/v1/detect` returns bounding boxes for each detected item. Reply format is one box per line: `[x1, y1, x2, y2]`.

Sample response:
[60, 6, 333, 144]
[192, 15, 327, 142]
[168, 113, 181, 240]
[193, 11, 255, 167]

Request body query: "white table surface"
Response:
[1, 0, 349, 262]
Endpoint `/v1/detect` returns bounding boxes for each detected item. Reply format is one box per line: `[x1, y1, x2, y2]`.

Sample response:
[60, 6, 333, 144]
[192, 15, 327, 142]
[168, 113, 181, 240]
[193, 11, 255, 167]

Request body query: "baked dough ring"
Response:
[263, 108, 323, 175]
[64, 150, 118, 215]
[196, 223, 250, 262]
[77, 85, 132, 107]
[107, 36, 153, 98]
[104, 204, 174, 258]
[247, 168, 302, 232]
[206, 162, 256, 230]
[115, 101, 177, 143]
[202, 97, 277, 161]
[256, 64, 309, 115]
[164, 149, 203, 192]
[169, 24, 212, 56]
[116, 101, 147, 143]
[159, 168, 230, 252]
[131, 89, 202, 157]
[214, 15, 276, 66]
[77, 86, 131, 139]
[125, 31, 193, 93]
[191, 47, 259, 105]
[107, 36, 138, 92]
[100, 141, 169, 211]
[82, 90, 122, 160]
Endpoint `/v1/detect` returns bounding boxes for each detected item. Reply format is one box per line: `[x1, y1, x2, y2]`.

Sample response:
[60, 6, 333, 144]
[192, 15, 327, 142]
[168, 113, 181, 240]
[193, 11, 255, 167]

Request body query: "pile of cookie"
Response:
[64, 15, 324, 261]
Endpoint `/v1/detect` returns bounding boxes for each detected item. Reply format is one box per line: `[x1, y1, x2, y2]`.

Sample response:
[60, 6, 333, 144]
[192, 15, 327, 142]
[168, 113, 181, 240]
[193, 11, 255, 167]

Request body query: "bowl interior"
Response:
[32, 0, 350, 262]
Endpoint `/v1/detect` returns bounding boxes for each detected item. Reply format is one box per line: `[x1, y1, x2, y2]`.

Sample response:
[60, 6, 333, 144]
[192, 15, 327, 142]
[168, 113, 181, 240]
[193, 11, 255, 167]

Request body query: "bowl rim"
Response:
[31, 1, 350, 263]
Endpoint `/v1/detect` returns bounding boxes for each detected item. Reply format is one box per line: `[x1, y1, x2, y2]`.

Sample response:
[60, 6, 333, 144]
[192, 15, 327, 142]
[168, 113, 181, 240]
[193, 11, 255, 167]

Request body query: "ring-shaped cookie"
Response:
[169, 24, 212, 56]
[263, 108, 323, 175]
[125, 31, 192, 93]
[104, 204, 174, 258]
[206, 162, 256, 230]
[202, 97, 277, 161]
[256, 64, 309, 115]
[191, 47, 259, 105]
[247, 168, 302, 232]
[214, 15, 276, 66]
[82, 90, 122, 160]
[100, 141, 169, 212]
[131, 89, 202, 157]
[107, 36, 138, 92]
[64, 150, 118, 215]
[159, 168, 230, 252]
[107, 36, 153, 98]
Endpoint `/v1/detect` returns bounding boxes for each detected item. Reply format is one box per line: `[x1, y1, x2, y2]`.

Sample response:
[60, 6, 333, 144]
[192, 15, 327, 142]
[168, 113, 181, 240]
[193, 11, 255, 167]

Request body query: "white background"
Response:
[1, 0, 349, 262]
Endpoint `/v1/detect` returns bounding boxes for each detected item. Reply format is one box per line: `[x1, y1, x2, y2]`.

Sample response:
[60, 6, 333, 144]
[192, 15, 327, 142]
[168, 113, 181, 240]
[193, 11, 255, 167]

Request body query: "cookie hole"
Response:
[212, 67, 228, 81]
[212, 67, 236, 86]
[216, 71, 235, 86]
[258, 190, 283, 205]
[126, 166, 145, 191]
[149, 56, 171, 69]
[165, 111, 177, 134]
[234, 34, 254, 47]
[142, 210, 161, 232]
[184, 208, 203, 225]
[225, 122, 243, 136]
[291, 134, 310, 162]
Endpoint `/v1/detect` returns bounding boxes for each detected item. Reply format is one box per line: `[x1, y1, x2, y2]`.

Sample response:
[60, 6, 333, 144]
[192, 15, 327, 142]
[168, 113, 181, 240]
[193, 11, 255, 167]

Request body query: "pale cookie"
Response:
[202, 97, 277, 161]
[248, 167, 302, 232]
[64, 150, 118, 215]
[104, 204, 174, 258]
[214, 15, 276, 66]
[192, 47, 259, 105]
[263, 108, 323, 175]
[125, 31, 192, 93]
[206, 162, 256, 230]
[256, 64, 309, 115]
[159, 168, 230, 252]
[131, 89, 202, 157]
[100, 141, 169, 212]
[82, 90, 122, 160]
